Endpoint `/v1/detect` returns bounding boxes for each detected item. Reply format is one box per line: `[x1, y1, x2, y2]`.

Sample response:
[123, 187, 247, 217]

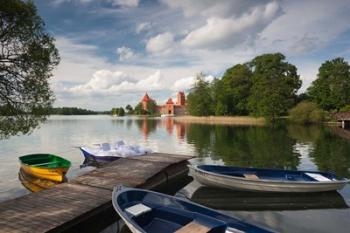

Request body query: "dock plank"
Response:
[0, 153, 192, 233]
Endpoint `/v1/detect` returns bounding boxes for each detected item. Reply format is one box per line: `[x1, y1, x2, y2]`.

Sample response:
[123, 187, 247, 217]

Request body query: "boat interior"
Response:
[20, 154, 70, 168]
[116, 189, 268, 233]
[198, 165, 339, 182]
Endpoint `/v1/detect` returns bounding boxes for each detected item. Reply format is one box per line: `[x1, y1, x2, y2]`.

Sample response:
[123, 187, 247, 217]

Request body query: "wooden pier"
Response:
[0, 153, 193, 233]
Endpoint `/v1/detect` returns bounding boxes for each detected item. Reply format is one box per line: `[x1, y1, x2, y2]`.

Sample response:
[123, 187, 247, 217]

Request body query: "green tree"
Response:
[134, 102, 146, 115]
[248, 53, 302, 121]
[187, 73, 214, 116]
[147, 99, 158, 115]
[289, 101, 325, 124]
[217, 64, 252, 115]
[0, 0, 60, 138]
[125, 104, 133, 114]
[308, 58, 350, 111]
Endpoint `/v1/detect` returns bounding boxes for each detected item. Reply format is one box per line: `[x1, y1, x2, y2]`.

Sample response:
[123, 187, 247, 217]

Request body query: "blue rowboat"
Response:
[189, 165, 349, 192]
[112, 186, 274, 233]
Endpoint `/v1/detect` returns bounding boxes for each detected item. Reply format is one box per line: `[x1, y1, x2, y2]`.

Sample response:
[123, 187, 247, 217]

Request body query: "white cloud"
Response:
[256, 0, 350, 55]
[146, 32, 175, 54]
[136, 22, 152, 34]
[173, 75, 215, 91]
[66, 70, 164, 96]
[182, 1, 280, 50]
[116, 46, 138, 61]
[161, 0, 271, 18]
[107, 0, 139, 7]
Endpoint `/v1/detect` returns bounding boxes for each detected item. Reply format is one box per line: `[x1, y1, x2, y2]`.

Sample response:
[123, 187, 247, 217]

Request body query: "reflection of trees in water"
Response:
[309, 127, 350, 178]
[126, 119, 133, 129]
[186, 124, 300, 169]
[287, 124, 322, 143]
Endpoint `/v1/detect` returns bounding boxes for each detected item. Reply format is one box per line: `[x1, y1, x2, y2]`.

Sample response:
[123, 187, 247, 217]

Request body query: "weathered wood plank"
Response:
[0, 153, 193, 233]
[0, 183, 111, 233]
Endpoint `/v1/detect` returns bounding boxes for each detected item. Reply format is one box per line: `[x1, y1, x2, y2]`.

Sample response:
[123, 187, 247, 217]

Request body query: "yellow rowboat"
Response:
[19, 154, 71, 182]
[18, 168, 60, 192]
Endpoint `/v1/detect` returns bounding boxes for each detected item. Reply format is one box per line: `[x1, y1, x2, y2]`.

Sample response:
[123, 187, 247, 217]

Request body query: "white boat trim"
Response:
[189, 165, 349, 192]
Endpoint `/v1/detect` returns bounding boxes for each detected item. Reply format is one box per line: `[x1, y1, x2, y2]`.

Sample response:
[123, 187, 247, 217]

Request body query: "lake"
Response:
[1, 115, 350, 232]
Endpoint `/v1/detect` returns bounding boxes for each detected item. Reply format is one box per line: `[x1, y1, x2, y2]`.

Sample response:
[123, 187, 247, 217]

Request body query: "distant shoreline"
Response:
[173, 116, 266, 126]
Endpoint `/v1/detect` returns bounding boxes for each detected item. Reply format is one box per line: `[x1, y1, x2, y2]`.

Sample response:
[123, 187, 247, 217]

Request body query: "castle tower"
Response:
[176, 91, 186, 106]
[141, 93, 151, 110]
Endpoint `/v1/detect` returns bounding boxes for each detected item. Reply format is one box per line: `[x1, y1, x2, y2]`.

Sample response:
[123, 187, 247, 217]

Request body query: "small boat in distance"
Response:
[19, 154, 71, 182]
[79, 141, 152, 162]
[189, 165, 349, 192]
[112, 186, 274, 233]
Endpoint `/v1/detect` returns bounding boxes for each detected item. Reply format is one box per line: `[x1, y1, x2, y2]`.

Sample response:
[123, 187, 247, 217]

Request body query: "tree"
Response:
[111, 107, 125, 116]
[134, 102, 146, 115]
[187, 73, 214, 116]
[289, 101, 325, 124]
[308, 58, 350, 111]
[147, 99, 158, 115]
[125, 104, 133, 114]
[216, 64, 252, 115]
[0, 0, 60, 138]
[248, 53, 302, 121]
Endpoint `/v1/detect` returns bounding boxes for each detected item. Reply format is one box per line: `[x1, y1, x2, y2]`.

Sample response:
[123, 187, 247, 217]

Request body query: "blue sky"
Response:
[33, 0, 350, 110]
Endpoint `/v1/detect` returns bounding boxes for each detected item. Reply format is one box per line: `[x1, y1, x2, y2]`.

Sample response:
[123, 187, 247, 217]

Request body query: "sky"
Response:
[33, 0, 350, 110]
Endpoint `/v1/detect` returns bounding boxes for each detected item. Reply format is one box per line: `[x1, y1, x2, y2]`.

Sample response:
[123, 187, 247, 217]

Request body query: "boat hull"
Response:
[189, 166, 348, 192]
[112, 186, 274, 233]
[79, 147, 122, 162]
[20, 164, 68, 182]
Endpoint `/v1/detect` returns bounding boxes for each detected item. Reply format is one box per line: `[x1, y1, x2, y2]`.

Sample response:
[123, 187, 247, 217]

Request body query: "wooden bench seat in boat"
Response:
[175, 221, 210, 233]
[243, 174, 259, 180]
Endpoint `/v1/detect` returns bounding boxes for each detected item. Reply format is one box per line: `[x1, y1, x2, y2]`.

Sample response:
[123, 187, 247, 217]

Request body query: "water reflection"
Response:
[128, 118, 350, 177]
[180, 182, 348, 211]
[18, 168, 61, 192]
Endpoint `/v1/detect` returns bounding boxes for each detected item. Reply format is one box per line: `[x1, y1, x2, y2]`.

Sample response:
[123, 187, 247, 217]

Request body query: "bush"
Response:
[289, 101, 325, 124]
[340, 104, 350, 112]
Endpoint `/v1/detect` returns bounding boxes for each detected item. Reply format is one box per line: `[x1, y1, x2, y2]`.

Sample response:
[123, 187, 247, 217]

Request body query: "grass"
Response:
[173, 116, 266, 126]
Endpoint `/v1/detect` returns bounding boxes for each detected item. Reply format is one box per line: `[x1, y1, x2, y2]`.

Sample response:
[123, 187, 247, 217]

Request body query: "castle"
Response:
[141, 92, 187, 115]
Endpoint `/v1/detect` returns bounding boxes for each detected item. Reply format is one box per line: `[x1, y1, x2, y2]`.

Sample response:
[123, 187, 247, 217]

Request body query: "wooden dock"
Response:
[0, 153, 193, 233]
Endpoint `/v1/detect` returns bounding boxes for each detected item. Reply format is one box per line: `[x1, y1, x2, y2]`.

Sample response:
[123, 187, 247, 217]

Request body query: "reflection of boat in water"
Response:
[18, 168, 60, 192]
[182, 185, 348, 211]
[19, 154, 71, 182]
[189, 165, 349, 192]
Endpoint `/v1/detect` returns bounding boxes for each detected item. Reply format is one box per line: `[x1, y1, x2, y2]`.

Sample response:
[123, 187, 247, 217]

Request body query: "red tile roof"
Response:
[142, 93, 151, 102]
[166, 98, 174, 104]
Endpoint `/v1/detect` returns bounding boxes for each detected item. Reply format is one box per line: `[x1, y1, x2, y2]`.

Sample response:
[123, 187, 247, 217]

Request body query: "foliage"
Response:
[125, 104, 133, 114]
[0, 0, 59, 138]
[340, 104, 350, 112]
[215, 64, 252, 115]
[248, 53, 302, 121]
[111, 107, 125, 116]
[289, 101, 325, 124]
[147, 99, 158, 115]
[49, 107, 103, 115]
[308, 58, 350, 111]
[134, 102, 147, 115]
[187, 73, 214, 116]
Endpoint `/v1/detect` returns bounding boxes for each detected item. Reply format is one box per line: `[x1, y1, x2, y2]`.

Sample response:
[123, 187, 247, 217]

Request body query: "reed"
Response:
[174, 116, 265, 126]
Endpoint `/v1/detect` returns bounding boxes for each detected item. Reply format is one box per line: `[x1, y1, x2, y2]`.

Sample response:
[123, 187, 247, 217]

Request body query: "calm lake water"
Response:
[1, 115, 350, 232]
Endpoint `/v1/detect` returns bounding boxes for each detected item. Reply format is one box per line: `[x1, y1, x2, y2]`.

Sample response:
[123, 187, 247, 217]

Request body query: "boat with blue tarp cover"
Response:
[189, 165, 349, 192]
[112, 186, 274, 233]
